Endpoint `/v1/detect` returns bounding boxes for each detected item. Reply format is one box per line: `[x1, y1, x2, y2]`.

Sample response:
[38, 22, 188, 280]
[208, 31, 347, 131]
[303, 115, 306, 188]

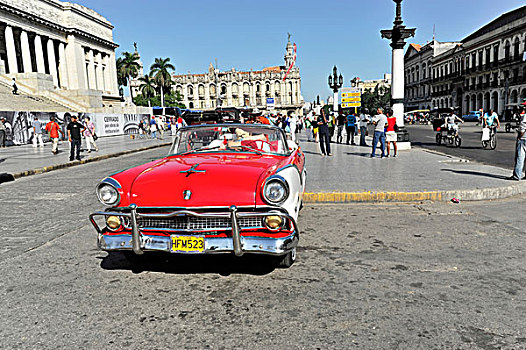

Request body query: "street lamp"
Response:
[328, 65, 343, 112]
[381, 0, 415, 140]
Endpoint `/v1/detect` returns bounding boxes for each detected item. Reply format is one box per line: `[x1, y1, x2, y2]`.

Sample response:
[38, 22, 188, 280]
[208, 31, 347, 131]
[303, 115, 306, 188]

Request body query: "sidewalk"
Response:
[299, 130, 526, 202]
[0, 135, 171, 178]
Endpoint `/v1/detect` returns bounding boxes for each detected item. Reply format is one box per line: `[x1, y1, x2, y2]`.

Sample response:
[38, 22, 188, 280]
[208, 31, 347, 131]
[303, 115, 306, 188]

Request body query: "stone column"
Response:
[95, 52, 104, 91]
[5, 25, 18, 74]
[103, 54, 112, 94]
[20, 31, 32, 73]
[107, 51, 119, 95]
[64, 35, 87, 90]
[86, 49, 96, 90]
[47, 38, 58, 87]
[391, 48, 405, 126]
[34, 35, 46, 74]
[58, 42, 69, 88]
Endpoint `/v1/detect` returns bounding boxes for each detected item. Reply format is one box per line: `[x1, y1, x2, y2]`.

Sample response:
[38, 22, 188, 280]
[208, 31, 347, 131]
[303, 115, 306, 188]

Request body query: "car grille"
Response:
[137, 216, 263, 231]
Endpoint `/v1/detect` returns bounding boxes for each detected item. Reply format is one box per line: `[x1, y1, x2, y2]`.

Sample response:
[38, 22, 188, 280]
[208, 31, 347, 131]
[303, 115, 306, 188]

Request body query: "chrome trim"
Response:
[90, 205, 299, 256]
[130, 204, 143, 255]
[230, 206, 242, 256]
[263, 175, 290, 205]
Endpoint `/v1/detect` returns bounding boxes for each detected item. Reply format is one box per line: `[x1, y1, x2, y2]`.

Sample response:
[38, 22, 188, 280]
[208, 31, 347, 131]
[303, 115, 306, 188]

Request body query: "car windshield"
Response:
[170, 125, 289, 156]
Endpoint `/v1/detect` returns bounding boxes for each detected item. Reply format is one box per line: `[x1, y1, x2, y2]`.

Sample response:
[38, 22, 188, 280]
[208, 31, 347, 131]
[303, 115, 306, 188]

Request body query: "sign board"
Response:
[266, 97, 275, 109]
[341, 87, 361, 108]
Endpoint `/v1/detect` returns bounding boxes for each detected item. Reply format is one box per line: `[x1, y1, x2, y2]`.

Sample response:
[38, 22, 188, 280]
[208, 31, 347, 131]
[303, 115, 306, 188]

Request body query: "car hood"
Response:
[127, 153, 284, 207]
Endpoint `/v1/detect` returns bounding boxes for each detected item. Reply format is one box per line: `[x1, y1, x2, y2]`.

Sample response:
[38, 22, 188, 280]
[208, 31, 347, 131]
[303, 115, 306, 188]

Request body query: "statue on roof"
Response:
[287, 32, 291, 41]
[133, 42, 138, 52]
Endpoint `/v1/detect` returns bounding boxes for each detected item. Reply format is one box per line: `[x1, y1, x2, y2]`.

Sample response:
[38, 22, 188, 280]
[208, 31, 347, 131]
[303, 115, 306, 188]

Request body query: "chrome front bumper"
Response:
[89, 205, 299, 257]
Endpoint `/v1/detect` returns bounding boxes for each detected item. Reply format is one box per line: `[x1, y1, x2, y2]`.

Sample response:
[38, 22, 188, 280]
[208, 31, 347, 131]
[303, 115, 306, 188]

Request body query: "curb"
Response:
[303, 182, 526, 203]
[10, 142, 172, 180]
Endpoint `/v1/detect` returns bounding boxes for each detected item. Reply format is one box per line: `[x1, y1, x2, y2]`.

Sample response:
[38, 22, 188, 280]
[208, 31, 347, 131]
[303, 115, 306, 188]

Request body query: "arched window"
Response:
[232, 84, 238, 93]
[209, 84, 216, 95]
[243, 82, 250, 93]
[504, 41, 511, 61]
[198, 84, 205, 96]
[188, 86, 194, 95]
[493, 45, 499, 63]
[221, 85, 227, 95]
[274, 81, 280, 92]
[513, 38, 520, 59]
[422, 63, 427, 79]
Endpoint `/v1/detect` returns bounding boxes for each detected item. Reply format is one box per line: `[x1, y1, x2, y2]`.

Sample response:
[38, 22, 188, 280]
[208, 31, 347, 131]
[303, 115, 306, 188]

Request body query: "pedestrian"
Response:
[346, 112, 357, 145]
[67, 115, 84, 161]
[312, 114, 319, 142]
[509, 107, 526, 181]
[83, 116, 99, 153]
[31, 115, 44, 148]
[150, 116, 157, 139]
[45, 115, 64, 155]
[385, 113, 398, 157]
[289, 113, 298, 143]
[0, 117, 6, 148]
[157, 116, 165, 139]
[138, 119, 145, 138]
[359, 110, 370, 146]
[371, 108, 387, 158]
[305, 115, 313, 142]
[12, 78, 18, 95]
[336, 112, 346, 144]
[328, 112, 336, 143]
[317, 110, 331, 156]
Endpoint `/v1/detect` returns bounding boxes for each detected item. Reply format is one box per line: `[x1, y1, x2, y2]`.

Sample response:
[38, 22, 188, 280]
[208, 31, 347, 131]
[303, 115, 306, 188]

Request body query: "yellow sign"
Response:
[342, 92, 361, 97]
[342, 102, 362, 108]
[342, 97, 361, 102]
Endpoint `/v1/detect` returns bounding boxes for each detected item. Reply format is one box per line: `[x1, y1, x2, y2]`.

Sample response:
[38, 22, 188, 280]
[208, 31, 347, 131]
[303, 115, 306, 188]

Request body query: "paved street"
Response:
[406, 124, 518, 170]
[1, 147, 526, 349]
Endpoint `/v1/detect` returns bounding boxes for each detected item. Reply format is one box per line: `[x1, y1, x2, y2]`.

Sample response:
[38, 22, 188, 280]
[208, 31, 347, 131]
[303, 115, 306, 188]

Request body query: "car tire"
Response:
[277, 248, 296, 268]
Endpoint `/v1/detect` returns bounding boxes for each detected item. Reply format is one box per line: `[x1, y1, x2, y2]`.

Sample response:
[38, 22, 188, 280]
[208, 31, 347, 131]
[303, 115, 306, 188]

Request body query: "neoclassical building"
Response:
[0, 0, 123, 112]
[405, 5, 526, 116]
[171, 37, 303, 115]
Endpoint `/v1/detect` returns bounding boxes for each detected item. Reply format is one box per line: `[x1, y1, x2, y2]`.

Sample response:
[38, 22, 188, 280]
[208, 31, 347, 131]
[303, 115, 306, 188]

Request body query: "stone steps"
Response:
[0, 82, 73, 112]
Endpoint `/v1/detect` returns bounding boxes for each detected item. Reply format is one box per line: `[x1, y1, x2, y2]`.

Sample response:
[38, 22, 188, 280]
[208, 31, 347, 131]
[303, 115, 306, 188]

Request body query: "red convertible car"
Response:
[90, 124, 306, 267]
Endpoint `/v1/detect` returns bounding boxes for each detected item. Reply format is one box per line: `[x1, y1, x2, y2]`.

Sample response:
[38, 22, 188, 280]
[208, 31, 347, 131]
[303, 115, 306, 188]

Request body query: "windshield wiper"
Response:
[180, 145, 220, 156]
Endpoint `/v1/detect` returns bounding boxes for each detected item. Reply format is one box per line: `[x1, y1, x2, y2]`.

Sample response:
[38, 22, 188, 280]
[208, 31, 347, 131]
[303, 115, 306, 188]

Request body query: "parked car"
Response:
[462, 111, 481, 122]
[89, 124, 306, 268]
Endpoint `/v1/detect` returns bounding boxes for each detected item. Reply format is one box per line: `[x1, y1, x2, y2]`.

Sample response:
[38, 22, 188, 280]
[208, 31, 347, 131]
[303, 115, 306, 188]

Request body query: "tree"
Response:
[151, 57, 175, 108]
[118, 51, 140, 100]
[361, 85, 392, 113]
[138, 73, 156, 107]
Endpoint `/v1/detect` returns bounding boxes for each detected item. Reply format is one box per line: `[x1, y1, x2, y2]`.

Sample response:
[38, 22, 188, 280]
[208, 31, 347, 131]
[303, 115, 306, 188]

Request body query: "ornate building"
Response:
[171, 37, 303, 115]
[405, 5, 526, 116]
[353, 74, 392, 94]
[0, 0, 123, 112]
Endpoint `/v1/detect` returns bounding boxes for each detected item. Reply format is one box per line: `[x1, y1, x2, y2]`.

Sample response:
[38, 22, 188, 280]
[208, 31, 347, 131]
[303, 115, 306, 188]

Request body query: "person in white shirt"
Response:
[371, 108, 387, 158]
[359, 111, 371, 146]
[288, 114, 298, 142]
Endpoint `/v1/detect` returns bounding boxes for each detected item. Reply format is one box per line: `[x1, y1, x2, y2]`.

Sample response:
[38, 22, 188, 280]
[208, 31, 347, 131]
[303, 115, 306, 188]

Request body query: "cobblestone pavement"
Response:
[1, 147, 526, 349]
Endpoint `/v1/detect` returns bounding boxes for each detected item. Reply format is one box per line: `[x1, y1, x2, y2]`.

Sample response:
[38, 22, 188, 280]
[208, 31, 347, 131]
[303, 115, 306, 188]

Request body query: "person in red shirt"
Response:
[385, 114, 397, 157]
[45, 116, 64, 155]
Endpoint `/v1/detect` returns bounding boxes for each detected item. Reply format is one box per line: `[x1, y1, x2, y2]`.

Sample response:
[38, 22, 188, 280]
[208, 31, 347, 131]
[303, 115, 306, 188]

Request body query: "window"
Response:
[504, 41, 511, 61]
[513, 38, 520, 59]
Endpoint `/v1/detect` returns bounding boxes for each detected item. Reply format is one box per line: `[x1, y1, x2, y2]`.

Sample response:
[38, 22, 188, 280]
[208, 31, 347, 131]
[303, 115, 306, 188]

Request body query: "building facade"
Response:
[169, 38, 303, 115]
[353, 74, 392, 94]
[0, 0, 121, 111]
[405, 6, 526, 116]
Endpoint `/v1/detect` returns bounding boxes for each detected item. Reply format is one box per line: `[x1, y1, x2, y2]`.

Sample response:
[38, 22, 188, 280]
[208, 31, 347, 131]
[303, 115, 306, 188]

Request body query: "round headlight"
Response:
[265, 215, 284, 230]
[106, 215, 121, 230]
[97, 184, 120, 206]
[264, 178, 289, 204]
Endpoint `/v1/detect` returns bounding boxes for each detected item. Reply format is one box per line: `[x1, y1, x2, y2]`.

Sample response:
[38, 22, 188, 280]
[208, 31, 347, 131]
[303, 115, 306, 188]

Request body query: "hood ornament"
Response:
[183, 190, 192, 200]
[180, 163, 206, 177]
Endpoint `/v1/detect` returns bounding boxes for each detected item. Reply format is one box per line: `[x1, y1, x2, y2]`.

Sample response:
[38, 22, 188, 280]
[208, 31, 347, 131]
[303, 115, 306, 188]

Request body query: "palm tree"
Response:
[138, 74, 156, 107]
[151, 57, 175, 108]
[118, 51, 140, 99]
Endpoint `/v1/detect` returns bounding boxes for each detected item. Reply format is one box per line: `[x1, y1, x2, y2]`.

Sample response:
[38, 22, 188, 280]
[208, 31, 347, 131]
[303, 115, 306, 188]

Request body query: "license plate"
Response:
[170, 235, 205, 253]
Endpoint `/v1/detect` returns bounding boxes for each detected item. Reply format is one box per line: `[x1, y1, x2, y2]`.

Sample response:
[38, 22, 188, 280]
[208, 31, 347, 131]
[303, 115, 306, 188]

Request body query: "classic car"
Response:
[89, 124, 306, 268]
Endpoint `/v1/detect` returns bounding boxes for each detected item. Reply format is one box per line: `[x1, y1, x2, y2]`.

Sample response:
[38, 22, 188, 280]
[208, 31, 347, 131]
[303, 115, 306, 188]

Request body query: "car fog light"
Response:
[265, 215, 283, 230]
[106, 215, 121, 230]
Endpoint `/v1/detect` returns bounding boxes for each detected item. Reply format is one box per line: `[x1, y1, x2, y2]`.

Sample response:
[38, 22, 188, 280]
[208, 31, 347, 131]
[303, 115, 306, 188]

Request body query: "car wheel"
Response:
[435, 133, 441, 145]
[277, 248, 296, 268]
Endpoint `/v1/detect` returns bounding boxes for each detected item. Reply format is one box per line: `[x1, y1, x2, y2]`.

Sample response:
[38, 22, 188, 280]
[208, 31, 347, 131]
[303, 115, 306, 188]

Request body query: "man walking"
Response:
[336, 112, 345, 143]
[371, 108, 387, 158]
[83, 116, 99, 153]
[317, 110, 331, 156]
[45, 116, 64, 155]
[31, 115, 44, 148]
[0, 117, 7, 148]
[509, 107, 526, 180]
[12, 78, 18, 95]
[346, 112, 357, 145]
[150, 116, 158, 139]
[67, 115, 84, 161]
[359, 110, 370, 146]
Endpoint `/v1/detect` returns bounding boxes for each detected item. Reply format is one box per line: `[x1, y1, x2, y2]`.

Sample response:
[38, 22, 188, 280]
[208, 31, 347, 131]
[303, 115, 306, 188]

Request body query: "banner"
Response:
[0, 111, 150, 146]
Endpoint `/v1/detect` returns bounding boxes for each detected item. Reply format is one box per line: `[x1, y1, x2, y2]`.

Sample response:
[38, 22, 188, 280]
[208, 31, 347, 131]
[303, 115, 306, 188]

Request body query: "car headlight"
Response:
[106, 215, 121, 230]
[263, 176, 289, 204]
[97, 184, 120, 206]
[264, 215, 285, 230]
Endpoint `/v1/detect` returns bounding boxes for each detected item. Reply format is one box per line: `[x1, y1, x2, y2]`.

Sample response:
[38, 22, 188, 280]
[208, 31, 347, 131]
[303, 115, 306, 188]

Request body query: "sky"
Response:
[74, 0, 525, 102]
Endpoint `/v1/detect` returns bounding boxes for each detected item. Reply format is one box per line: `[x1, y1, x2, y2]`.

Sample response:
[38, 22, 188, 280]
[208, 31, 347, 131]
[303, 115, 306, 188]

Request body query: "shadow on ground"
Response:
[99, 251, 279, 276]
[441, 169, 509, 180]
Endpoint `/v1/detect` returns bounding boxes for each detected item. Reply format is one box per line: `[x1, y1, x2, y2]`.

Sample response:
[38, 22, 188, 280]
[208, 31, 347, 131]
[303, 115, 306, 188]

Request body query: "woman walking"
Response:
[83, 116, 99, 152]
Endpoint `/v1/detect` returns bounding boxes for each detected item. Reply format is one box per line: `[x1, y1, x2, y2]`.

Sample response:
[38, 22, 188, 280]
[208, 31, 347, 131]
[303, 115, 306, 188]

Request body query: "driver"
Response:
[227, 128, 266, 148]
[483, 109, 500, 130]
[444, 111, 463, 135]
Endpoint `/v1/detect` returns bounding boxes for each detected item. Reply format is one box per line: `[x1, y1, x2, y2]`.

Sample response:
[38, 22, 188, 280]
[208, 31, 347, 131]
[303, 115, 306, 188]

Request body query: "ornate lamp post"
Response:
[328, 65, 343, 112]
[381, 0, 415, 141]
